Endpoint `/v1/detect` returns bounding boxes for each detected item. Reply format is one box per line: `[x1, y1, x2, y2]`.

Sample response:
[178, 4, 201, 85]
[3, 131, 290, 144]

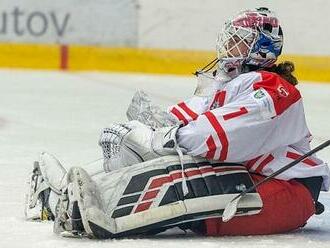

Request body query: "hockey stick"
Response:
[222, 139, 330, 222]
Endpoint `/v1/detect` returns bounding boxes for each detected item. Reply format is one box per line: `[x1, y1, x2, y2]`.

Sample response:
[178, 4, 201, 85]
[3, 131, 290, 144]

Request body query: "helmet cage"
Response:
[216, 22, 258, 61]
[216, 22, 258, 76]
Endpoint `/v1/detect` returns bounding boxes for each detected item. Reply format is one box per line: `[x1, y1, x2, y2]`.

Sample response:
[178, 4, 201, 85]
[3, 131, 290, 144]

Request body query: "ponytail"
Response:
[269, 61, 298, 86]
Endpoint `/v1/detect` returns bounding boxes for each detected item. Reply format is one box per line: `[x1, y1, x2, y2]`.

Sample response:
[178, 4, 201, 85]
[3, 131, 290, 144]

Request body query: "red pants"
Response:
[204, 174, 315, 236]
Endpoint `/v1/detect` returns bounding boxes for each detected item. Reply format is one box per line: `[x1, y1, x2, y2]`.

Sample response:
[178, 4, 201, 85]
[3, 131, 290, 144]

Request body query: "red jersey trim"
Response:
[255, 154, 274, 174]
[253, 71, 301, 116]
[223, 107, 248, 121]
[170, 107, 189, 125]
[178, 102, 198, 120]
[286, 151, 318, 167]
[204, 111, 229, 161]
[210, 91, 226, 108]
[246, 155, 262, 170]
[206, 135, 216, 159]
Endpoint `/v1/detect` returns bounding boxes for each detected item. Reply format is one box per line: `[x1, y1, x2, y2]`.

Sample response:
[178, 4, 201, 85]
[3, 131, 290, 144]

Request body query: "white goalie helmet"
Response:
[216, 7, 283, 78]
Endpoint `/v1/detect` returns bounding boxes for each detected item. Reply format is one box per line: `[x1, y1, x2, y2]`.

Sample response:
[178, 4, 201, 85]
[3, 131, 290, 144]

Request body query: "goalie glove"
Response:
[99, 121, 182, 172]
[126, 90, 179, 128]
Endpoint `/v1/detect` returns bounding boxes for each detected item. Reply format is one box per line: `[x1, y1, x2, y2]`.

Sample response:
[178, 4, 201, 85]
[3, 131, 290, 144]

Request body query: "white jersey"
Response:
[169, 71, 330, 190]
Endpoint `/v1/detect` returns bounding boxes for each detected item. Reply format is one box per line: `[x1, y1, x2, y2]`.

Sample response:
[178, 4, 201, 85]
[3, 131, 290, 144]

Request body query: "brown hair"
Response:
[268, 61, 298, 86]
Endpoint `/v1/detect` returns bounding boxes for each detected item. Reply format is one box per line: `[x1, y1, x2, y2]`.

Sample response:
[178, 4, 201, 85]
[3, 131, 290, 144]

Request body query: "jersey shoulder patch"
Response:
[253, 71, 301, 116]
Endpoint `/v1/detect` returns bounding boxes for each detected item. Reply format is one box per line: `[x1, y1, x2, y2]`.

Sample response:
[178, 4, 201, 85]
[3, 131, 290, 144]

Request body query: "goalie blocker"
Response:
[56, 155, 262, 239]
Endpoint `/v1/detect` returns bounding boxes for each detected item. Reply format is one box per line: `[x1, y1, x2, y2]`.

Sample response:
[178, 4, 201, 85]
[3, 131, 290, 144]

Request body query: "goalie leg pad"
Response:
[54, 167, 115, 238]
[24, 152, 67, 221]
[58, 156, 262, 239]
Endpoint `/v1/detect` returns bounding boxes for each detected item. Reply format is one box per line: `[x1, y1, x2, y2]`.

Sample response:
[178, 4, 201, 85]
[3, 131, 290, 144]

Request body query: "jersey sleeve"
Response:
[176, 76, 310, 162]
[168, 96, 210, 125]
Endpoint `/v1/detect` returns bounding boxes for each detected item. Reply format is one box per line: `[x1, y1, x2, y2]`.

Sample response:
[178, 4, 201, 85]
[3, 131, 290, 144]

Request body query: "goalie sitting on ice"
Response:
[24, 7, 330, 238]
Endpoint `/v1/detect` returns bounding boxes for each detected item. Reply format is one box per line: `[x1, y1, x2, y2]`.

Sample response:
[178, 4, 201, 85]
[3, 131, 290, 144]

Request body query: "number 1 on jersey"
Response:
[223, 107, 248, 121]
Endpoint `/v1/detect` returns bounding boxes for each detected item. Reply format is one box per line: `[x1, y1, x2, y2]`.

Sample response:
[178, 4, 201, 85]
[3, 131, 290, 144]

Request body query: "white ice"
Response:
[0, 69, 329, 248]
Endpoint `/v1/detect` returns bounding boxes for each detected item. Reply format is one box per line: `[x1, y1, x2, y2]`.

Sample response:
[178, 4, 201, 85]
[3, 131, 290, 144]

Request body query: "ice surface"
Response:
[0, 69, 329, 248]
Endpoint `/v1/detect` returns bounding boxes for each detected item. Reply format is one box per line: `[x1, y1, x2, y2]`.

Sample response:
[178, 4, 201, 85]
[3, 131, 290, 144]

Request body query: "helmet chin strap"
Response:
[193, 50, 245, 82]
[192, 57, 243, 83]
[193, 57, 219, 76]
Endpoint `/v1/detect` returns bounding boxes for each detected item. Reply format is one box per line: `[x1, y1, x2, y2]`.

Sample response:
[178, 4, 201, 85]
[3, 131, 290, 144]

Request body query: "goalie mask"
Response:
[216, 7, 283, 78]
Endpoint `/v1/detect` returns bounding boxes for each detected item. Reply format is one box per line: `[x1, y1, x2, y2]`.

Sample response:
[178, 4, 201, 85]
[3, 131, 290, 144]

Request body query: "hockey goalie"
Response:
[24, 7, 330, 238]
